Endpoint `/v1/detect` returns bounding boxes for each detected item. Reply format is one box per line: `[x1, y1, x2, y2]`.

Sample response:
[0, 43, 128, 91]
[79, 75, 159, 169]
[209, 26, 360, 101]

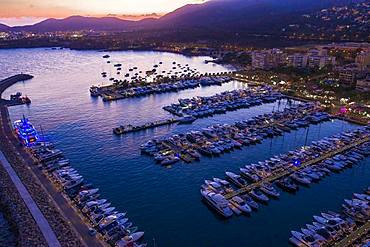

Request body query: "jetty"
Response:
[91, 76, 232, 101]
[0, 74, 104, 246]
[141, 103, 331, 165]
[0, 74, 33, 106]
[333, 221, 370, 247]
[113, 118, 179, 135]
[224, 136, 369, 199]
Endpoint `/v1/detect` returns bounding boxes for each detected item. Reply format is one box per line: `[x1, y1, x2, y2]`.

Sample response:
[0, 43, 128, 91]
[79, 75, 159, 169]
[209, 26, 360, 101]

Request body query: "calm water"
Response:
[1, 48, 369, 247]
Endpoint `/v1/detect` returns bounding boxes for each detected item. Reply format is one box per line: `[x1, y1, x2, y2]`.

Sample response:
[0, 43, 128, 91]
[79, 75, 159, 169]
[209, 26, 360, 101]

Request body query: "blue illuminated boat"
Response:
[13, 116, 39, 147]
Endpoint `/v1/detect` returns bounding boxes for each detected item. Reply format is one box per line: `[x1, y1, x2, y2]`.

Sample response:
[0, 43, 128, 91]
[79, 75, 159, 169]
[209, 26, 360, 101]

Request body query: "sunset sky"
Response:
[0, 0, 207, 26]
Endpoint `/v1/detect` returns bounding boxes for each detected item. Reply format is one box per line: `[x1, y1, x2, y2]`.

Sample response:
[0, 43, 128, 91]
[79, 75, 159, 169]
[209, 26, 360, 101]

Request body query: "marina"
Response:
[289, 188, 370, 247]
[200, 127, 369, 218]
[163, 86, 283, 118]
[1, 48, 369, 247]
[113, 118, 179, 135]
[91, 76, 232, 101]
[141, 102, 331, 165]
[20, 121, 147, 247]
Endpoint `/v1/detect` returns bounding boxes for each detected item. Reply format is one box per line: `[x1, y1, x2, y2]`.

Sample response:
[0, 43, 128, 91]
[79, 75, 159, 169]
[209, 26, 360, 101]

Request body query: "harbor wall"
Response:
[0, 75, 85, 246]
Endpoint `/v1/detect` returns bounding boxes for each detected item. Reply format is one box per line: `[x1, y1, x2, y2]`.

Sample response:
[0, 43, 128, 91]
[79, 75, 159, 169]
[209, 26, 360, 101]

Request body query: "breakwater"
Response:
[0, 75, 95, 246]
[0, 105, 85, 246]
[0, 74, 33, 106]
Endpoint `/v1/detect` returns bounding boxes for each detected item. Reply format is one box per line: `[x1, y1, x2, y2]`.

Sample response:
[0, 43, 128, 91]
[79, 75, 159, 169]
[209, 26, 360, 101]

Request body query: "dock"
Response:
[333, 115, 369, 126]
[113, 118, 179, 135]
[0, 74, 33, 106]
[333, 221, 370, 247]
[224, 137, 369, 199]
[0, 74, 33, 96]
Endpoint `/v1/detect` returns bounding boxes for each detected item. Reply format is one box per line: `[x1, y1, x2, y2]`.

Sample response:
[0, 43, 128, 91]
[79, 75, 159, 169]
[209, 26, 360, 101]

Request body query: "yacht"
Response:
[225, 171, 247, 188]
[116, 232, 145, 247]
[13, 116, 39, 146]
[250, 189, 269, 203]
[229, 196, 252, 214]
[201, 190, 233, 218]
[291, 172, 311, 185]
[290, 230, 324, 247]
[260, 183, 280, 198]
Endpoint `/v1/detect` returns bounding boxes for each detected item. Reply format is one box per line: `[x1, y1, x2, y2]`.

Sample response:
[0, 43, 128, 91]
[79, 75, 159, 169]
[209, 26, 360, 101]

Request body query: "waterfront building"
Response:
[338, 66, 359, 88]
[307, 48, 328, 56]
[251, 49, 284, 70]
[355, 50, 370, 71]
[308, 55, 336, 69]
[287, 53, 308, 68]
[356, 74, 370, 92]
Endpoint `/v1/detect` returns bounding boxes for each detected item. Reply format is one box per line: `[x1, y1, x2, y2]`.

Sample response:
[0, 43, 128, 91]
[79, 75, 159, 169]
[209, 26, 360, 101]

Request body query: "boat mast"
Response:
[39, 124, 45, 142]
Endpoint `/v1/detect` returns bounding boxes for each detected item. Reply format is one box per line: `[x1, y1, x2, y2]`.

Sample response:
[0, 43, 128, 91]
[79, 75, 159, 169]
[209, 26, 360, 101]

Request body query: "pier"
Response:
[92, 76, 232, 101]
[0, 74, 33, 106]
[333, 221, 370, 247]
[114, 118, 179, 135]
[224, 137, 369, 199]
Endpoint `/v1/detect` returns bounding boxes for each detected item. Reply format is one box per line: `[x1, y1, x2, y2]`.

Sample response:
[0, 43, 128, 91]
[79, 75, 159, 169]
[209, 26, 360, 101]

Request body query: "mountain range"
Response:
[0, 0, 362, 33]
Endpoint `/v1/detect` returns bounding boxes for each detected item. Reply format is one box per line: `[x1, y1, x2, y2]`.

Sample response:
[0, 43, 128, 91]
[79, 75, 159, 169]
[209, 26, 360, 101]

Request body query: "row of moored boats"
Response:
[90, 76, 231, 101]
[29, 141, 146, 247]
[200, 127, 370, 218]
[162, 86, 283, 118]
[289, 187, 370, 247]
[141, 102, 331, 165]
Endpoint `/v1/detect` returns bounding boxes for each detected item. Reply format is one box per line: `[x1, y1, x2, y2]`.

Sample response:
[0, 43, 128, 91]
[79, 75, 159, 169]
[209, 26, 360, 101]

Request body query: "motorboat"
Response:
[353, 193, 370, 201]
[291, 172, 311, 185]
[116, 232, 144, 247]
[64, 178, 84, 190]
[201, 190, 233, 218]
[213, 178, 234, 193]
[276, 178, 299, 192]
[260, 183, 280, 198]
[240, 168, 260, 182]
[250, 189, 269, 203]
[241, 194, 259, 210]
[306, 224, 332, 241]
[290, 230, 324, 247]
[225, 171, 247, 187]
[229, 196, 252, 214]
[99, 215, 128, 230]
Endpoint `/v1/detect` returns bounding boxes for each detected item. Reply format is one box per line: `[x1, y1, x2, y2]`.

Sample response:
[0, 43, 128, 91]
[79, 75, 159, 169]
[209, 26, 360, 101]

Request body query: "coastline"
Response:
[0, 75, 104, 247]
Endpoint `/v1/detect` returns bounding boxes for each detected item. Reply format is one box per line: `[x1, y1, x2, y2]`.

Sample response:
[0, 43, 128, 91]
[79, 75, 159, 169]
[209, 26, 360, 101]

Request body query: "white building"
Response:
[308, 55, 336, 69]
[251, 49, 284, 70]
[356, 75, 370, 92]
[287, 54, 308, 68]
[355, 51, 370, 71]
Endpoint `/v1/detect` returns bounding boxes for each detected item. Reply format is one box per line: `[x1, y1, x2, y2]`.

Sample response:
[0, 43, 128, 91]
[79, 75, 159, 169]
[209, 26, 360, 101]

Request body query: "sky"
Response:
[0, 0, 207, 26]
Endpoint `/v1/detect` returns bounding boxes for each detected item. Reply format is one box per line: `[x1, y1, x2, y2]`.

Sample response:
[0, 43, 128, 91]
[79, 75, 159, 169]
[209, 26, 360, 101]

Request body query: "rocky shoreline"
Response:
[0, 161, 46, 246]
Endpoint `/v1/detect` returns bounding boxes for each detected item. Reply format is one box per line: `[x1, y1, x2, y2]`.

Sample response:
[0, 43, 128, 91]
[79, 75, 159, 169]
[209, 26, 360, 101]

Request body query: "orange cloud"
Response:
[0, 0, 208, 18]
